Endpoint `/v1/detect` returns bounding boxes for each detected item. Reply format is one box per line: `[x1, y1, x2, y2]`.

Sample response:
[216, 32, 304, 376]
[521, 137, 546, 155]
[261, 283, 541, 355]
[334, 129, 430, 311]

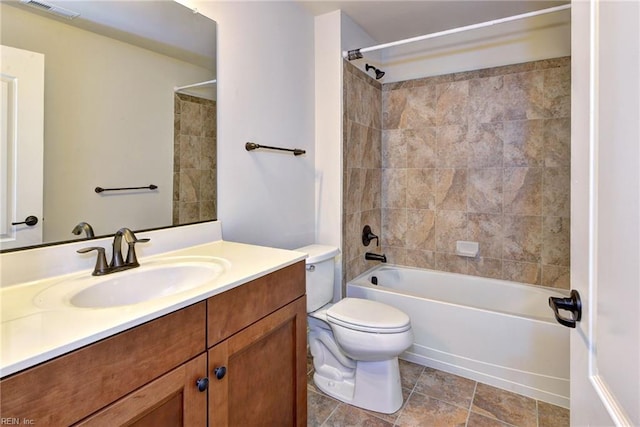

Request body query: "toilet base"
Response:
[313, 358, 403, 414]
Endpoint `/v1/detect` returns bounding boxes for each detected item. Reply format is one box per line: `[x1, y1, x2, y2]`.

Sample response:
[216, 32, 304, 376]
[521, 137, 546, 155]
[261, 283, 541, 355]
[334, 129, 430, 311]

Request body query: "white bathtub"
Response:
[346, 265, 570, 408]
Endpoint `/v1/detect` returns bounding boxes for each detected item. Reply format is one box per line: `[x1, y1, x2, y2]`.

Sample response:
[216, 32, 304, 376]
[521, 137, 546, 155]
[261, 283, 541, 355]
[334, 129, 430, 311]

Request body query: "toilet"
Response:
[296, 244, 413, 414]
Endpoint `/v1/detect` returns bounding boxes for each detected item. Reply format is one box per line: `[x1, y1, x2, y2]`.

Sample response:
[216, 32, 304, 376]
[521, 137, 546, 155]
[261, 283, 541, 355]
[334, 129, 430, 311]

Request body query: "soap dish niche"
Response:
[456, 241, 479, 258]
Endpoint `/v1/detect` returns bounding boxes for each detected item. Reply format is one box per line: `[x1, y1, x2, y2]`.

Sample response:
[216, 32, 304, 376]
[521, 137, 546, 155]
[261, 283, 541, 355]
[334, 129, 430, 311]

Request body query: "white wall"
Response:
[1, 4, 213, 241]
[314, 10, 343, 250]
[315, 13, 381, 238]
[313, 11, 382, 293]
[314, 10, 343, 297]
[175, 1, 570, 254]
[381, 9, 571, 82]
[335, 9, 570, 83]
[188, 1, 316, 249]
[340, 13, 381, 77]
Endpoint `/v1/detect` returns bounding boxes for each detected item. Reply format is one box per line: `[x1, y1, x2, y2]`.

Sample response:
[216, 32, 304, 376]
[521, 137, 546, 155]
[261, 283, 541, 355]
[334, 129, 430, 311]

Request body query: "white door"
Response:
[0, 45, 44, 250]
[569, 1, 639, 425]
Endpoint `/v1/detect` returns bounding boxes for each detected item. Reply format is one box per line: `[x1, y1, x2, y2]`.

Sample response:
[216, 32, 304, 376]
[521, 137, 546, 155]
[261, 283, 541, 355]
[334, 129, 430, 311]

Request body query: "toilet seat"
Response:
[300, 243, 412, 414]
[326, 298, 411, 334]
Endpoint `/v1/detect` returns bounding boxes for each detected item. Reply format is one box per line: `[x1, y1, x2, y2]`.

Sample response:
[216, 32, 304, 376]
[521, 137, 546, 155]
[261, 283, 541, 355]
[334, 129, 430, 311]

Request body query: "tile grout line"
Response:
[463, 380, 478, 427]
[391, 364, 425, 426]
[392, 388, 413, 427]
[312, 361, 556, 427]
[319, 400, 342, 427]
[404, 365, 426, 422]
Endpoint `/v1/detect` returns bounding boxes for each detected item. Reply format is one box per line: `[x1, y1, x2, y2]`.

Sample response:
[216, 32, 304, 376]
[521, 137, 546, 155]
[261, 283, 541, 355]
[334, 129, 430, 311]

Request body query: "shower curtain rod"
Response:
[174, 79, 217, 92]
[343, 3, 571, 60]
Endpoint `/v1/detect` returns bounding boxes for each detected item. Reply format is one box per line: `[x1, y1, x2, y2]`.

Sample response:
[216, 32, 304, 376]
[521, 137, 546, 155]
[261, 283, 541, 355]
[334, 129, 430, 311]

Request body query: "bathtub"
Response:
[346, 265, 570, 408]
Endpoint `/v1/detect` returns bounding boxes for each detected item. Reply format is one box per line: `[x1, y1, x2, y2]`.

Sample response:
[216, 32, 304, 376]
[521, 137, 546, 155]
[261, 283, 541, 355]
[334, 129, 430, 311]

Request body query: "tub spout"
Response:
[365, 252, 387, 263]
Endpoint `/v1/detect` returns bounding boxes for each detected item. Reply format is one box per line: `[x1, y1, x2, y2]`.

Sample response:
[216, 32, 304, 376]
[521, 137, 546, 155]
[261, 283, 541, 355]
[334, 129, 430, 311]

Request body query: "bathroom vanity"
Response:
[0, 222, 308, 425]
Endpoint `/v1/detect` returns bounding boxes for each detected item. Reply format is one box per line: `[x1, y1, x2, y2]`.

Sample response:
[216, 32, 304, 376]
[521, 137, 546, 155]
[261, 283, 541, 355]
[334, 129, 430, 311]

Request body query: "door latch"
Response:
[549, 290, 582, 328]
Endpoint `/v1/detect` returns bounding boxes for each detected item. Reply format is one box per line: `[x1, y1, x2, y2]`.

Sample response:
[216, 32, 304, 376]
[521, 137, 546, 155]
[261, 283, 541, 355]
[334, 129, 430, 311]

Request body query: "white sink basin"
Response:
[34, 256, 230, 309]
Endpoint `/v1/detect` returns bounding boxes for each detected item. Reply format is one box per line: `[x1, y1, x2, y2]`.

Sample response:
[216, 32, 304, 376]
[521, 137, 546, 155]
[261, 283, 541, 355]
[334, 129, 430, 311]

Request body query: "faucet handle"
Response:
[125, 240, 147, 266]
[119, 228, 150, 244]
[77, 246, 109, 276]
[111, 228, 150, 268]
[124, 235, 150, 266]
[362, 225, 380, 247]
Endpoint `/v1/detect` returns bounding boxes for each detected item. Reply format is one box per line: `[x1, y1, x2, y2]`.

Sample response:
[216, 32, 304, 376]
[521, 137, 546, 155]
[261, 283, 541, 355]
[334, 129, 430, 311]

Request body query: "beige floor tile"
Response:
[471, 383, 537, 427]
[414, 367, 477, 409]
[324, 403, 394, 427]
[307, 353, 314, 375]
[538, 401, 569, 427]
[307, 389, 340, 427]
[362, 387, 412, 424]
[396, 392, 468, 427]
[306, 361, 567, 427]
[467, 411, 515, 427]
[399, 359, 425, 390]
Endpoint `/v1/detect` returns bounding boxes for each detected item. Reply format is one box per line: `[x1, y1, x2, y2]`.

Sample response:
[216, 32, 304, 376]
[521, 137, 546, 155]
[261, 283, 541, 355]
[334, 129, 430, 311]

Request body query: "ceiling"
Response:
[6, 0, 216, 71]
[9, 0, 568, 72]
[298, 0, 569, 44]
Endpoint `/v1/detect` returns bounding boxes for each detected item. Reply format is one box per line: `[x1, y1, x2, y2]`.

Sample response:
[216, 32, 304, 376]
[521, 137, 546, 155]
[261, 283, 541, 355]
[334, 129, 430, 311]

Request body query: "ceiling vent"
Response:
[19, 0, 80, 19]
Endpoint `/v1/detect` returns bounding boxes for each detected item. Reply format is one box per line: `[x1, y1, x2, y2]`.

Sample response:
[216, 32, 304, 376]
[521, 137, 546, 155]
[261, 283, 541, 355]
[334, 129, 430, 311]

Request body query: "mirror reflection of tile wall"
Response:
[343, 57, 571, 289]
[173, 94, 217, 225]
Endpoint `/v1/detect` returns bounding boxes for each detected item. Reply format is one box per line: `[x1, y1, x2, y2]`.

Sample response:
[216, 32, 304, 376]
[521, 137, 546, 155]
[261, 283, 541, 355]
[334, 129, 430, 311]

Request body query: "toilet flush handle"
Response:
[306, 265, 315, 272]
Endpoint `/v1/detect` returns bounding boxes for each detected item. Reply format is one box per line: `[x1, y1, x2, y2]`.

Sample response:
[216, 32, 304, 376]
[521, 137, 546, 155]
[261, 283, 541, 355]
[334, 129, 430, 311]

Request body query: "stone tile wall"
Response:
[342, 62, 383, 284]
[173, 94, 217, 225]
[380, 57, 571, 288]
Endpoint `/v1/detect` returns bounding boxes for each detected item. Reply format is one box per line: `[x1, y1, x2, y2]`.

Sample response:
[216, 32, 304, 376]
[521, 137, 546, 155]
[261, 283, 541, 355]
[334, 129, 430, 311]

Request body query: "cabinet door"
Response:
[208, 296, 307, 427]
[76, 354, 208, 426]
[0, 303, 206, 425]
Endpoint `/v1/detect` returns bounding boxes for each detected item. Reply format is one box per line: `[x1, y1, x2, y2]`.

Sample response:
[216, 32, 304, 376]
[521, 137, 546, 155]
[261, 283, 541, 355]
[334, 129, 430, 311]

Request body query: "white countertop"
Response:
[0, 240, 306, 378]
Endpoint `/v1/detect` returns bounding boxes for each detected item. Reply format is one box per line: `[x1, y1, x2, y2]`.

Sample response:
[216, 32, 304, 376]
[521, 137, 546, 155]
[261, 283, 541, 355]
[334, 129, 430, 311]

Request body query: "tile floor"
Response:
[307, 358, 570, 427]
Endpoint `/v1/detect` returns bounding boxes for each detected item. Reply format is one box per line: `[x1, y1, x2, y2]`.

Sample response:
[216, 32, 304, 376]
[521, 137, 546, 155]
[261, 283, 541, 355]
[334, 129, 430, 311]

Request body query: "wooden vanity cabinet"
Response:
[0, 261, 307, 426]
[0, 302, 207, 426]
[208, 297, 307, 426]
[206, 261, 307, 427]
[76, 353, 208, 426]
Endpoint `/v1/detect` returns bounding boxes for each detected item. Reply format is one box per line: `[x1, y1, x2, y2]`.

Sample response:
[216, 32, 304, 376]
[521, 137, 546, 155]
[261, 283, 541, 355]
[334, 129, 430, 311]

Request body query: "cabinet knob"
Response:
[196, 377, 209, 392]
[214, 366, 227, 380]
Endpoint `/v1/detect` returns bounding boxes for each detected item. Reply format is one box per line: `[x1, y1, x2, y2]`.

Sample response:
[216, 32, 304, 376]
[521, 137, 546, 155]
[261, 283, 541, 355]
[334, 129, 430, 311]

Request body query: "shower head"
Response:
[365, 64, 385, 80]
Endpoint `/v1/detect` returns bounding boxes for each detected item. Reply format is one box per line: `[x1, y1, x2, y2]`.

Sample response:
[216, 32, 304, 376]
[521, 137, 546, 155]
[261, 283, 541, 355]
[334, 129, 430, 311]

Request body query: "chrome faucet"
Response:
[77, 228, 150, 276]
[72, 222, 95, 239]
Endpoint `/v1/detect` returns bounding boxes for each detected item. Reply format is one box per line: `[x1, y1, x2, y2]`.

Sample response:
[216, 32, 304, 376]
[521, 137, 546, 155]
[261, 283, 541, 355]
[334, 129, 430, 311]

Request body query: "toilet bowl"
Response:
[296, 244, 413, 414]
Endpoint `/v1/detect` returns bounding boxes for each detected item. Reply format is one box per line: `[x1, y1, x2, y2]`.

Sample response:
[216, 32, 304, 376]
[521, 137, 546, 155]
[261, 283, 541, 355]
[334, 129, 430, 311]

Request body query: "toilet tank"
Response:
[295, 244, 340, 313]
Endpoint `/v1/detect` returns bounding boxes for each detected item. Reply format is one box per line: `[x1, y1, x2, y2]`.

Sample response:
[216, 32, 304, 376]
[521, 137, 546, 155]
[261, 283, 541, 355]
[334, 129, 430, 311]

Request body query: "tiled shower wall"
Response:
[342, 63, 383, 284]
[173, 94, 217, 225]
[343, 57, 571, 288]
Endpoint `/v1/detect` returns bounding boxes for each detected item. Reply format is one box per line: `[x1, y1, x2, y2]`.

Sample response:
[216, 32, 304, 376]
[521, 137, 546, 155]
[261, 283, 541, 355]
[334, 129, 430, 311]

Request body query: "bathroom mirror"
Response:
[0, 0, 217, 251]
